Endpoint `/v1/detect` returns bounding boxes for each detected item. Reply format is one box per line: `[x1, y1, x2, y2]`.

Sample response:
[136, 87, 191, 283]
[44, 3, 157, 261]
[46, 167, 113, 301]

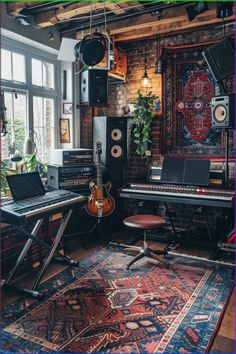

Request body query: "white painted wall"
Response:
[1, 2, 61, 51]
[60, 61, 74, 149]
[1, 2, 81, 149]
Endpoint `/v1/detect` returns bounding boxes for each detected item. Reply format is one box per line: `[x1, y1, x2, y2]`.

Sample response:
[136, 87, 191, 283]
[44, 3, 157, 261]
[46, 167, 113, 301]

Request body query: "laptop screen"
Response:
[7, 172, 46, 201]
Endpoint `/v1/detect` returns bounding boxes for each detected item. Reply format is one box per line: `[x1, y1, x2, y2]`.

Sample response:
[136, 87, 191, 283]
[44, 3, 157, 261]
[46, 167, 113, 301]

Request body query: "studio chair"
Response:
[123, 215, 170, 269]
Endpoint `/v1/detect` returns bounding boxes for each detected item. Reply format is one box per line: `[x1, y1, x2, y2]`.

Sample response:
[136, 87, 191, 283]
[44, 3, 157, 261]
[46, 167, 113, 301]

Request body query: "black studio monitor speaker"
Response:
[216, 1, 233, 18]
[93, 116, 127, 165]
[80, 69, 107, 107]
[202, 38, 234, 82]
[211, 95, 235, 129]
[186, 1, 208, 22]
[93, 116, 128, 231]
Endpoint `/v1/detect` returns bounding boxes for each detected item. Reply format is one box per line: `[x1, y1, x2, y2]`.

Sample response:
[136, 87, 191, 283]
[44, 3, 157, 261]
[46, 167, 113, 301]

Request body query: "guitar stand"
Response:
[2, 209, 79, 299]
[88, 217, 108, 243]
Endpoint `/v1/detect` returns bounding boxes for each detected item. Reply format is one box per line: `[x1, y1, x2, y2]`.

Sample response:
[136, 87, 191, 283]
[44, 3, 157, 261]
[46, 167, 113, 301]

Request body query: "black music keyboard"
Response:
[1, 190, 86, 223]
[119, 183, 234, 208]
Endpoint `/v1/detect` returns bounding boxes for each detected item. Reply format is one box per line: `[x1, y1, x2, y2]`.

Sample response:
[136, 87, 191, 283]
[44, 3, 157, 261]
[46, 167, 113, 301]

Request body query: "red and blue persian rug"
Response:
[1, 247, 234, 353]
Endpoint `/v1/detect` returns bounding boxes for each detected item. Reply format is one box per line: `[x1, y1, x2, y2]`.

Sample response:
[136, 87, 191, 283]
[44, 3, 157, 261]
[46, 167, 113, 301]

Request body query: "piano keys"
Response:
[119, 183, 234, 208]
[1, 190, 86, 224]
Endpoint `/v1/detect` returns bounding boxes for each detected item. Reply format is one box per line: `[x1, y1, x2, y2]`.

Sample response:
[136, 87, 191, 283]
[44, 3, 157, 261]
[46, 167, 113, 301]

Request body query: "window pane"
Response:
[13, 93, 27, 152]
[1, 49, 12, 80]
[12, 52, 26, 83]
[44, 98, 54, 127]
[1, 92, 13, 158]
[43, 62, 54, 88]
[32, 58, 42, 86]
[33, 96, 43, 127]
[33, 96, 54, 162]
[5, 92, 13, 128]
[1, 91, 27, 158]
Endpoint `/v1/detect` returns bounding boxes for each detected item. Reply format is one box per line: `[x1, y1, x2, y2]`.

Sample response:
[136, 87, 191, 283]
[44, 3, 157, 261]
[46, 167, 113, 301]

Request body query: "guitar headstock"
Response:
[96, 141, 102, 155]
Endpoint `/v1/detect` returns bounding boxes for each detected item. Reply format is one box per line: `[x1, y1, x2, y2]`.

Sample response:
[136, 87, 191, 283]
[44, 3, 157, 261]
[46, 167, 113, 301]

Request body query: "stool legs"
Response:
[125, 230, 169, 269]
[127, 250, 145, 269]
[149, 251, 169, 267]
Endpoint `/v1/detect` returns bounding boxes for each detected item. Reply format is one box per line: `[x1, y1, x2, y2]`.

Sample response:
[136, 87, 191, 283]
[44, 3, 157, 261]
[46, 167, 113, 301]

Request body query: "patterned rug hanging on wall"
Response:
[162, 42, 234, 158]
[2, 247, 234, 353]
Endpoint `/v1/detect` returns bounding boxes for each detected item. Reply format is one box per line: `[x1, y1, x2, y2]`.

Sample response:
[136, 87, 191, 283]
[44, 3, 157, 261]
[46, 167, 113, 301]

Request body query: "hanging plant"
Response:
[132, 90, 156, 158]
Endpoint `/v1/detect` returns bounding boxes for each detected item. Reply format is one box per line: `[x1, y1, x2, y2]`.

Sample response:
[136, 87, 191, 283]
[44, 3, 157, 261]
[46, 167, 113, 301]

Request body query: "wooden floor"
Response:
[1, 232, 235, 353]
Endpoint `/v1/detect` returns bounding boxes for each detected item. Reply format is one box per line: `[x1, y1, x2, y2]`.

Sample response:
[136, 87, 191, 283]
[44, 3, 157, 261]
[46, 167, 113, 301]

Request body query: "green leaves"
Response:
[132, 90, 156, 159]
[1, 154, 48, 196]
[23, 153, 47, 174]
[0, 161, 16, 195]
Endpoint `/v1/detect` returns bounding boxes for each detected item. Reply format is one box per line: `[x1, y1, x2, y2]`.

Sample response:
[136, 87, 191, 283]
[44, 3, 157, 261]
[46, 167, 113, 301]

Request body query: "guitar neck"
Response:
[97, 154, 103, 196]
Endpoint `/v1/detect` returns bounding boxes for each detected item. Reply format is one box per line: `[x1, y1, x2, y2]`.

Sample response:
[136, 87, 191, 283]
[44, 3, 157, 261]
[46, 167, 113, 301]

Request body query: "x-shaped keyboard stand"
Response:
[3, 209, 79, 298]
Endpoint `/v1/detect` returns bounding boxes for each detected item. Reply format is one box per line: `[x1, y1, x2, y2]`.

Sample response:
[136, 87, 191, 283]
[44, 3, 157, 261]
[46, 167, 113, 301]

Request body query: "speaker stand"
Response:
[225, 128, 229, 186]
[218, 80, 226, 95]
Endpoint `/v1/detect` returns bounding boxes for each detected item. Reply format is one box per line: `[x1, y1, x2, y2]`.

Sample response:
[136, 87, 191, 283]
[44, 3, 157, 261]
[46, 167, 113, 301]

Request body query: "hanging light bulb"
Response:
[140, 42, 152, 91]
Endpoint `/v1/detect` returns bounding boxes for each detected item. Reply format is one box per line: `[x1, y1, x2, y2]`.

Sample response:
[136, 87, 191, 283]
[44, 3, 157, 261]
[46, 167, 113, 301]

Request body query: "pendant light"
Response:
[140, 41, 152, 91]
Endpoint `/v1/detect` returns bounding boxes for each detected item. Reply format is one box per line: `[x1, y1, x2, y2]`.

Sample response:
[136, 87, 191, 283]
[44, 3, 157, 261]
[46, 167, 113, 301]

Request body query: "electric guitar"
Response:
[85, 141, 115, 218]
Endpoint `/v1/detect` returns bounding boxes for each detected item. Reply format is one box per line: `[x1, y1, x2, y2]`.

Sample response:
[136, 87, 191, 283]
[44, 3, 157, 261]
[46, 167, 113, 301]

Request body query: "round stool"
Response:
[123, 215, 169, 269]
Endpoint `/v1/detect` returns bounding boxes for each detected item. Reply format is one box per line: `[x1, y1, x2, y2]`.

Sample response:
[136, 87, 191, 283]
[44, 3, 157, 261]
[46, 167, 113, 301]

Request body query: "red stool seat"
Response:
[123, 215, 166, 230]
[123, 214, 169, 269]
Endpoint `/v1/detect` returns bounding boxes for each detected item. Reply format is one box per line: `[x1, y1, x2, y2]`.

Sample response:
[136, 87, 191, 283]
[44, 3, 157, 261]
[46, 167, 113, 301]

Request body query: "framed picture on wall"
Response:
[63, 102, 73, 114]
[59, 118, 70, 143]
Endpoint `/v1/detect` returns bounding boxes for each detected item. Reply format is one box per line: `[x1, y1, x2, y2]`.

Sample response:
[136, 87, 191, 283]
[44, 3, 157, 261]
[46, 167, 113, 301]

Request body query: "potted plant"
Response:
[132, 90, 156, 158]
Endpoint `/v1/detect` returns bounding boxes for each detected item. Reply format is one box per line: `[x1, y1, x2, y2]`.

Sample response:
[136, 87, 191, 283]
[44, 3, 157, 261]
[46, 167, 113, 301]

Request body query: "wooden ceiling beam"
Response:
[74, 4, 203, 39]
[114, 16, 234, 42]
[6, 2, 42, 16]
[74, 4, 234, 43]
[34, 9, 60, 28]
[104, 2, 126, 15]
[105, 6, 234, 42]
[110, 9, 218, 35]
[35, 1, 127, 27]
[126, 1, 145, 11]
[114, 14, 234, 42]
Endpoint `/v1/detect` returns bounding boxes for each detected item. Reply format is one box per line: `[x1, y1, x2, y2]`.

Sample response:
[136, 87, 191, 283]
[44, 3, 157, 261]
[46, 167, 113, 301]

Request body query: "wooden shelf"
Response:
[108, 71, 126, 84]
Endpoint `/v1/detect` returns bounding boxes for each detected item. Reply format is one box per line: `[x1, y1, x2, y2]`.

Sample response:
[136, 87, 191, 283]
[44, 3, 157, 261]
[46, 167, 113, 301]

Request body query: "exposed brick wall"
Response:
[81, 39, 163, 179]
[79, 26, 234, 237]
[80, 24, 234, 179]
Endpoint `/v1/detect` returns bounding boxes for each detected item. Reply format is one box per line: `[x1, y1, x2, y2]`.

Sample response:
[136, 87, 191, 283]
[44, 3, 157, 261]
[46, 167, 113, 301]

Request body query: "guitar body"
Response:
[86, 181, 115, 217]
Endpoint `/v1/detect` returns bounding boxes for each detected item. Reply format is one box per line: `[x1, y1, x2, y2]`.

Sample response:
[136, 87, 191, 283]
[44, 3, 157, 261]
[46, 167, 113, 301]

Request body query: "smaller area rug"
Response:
[1, 247, 234, 353]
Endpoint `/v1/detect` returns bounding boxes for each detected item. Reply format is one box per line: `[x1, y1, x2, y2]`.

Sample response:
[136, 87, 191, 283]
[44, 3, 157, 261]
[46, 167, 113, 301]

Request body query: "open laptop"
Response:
[6, 171, 77, 204]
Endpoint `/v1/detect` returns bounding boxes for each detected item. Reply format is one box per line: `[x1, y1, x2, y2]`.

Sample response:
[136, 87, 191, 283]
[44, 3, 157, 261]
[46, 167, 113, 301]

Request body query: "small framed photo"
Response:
[59, 118, 70, 143]
[63, 102, 73, 114]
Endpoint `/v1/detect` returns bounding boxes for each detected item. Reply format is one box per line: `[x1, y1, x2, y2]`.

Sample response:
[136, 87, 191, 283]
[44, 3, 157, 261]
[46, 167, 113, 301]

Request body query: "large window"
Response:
[1, 39, 58, 162]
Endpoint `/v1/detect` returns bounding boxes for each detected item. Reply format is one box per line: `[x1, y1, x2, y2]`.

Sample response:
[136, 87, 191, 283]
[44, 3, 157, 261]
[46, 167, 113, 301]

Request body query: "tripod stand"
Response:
[87, 205, 108, 242]
[88, 216, 106, 238]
